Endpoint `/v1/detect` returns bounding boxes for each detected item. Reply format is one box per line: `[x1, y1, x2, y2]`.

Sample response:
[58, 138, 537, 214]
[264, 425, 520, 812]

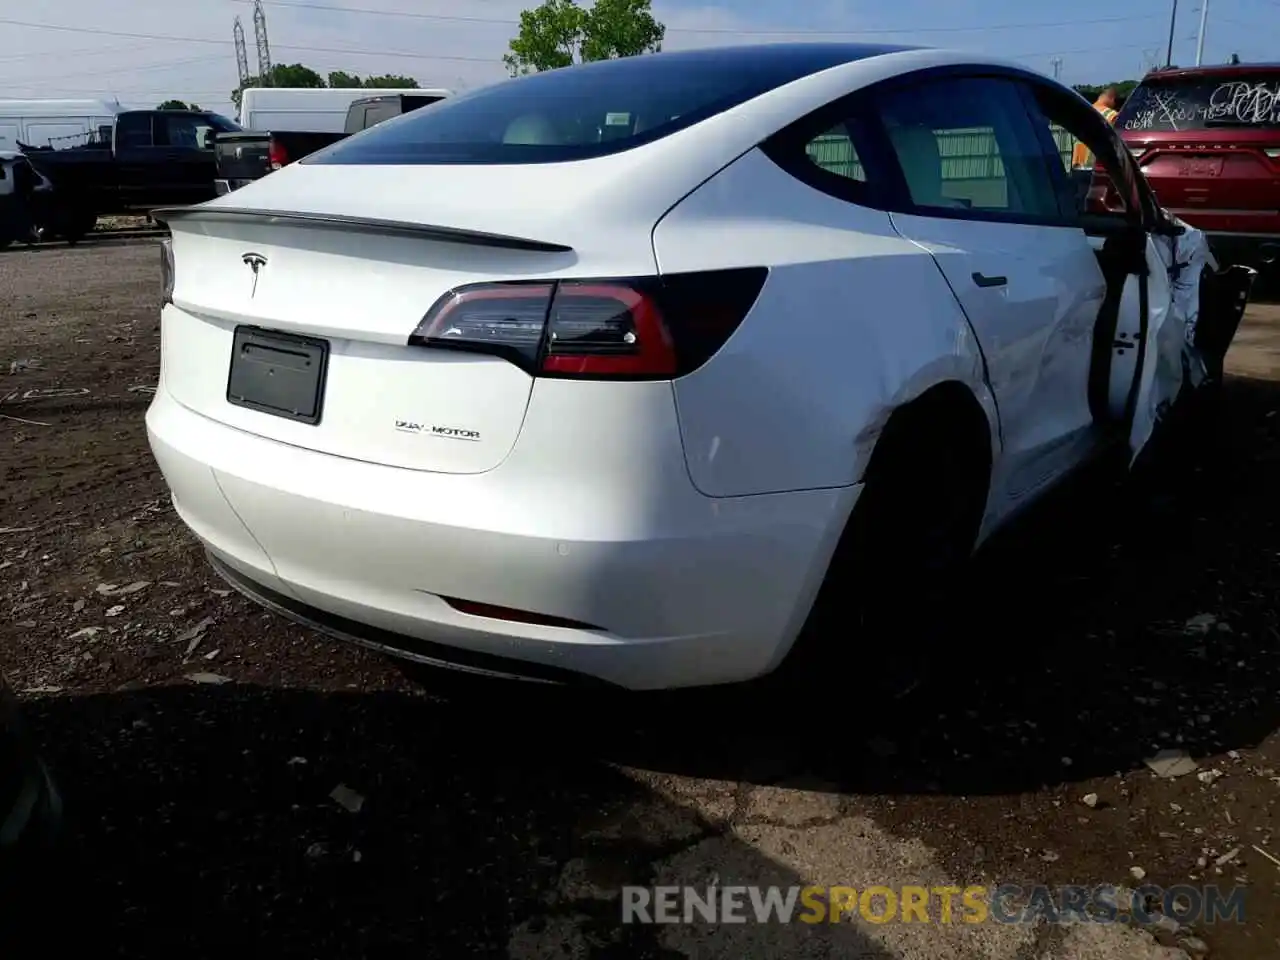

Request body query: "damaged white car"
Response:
[147, 44, 1255, 690]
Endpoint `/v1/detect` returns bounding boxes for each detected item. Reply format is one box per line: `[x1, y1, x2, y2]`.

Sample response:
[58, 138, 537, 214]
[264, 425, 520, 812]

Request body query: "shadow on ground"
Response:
[7, 378, 1279, 957]
[406, 374, 1280, 797]
[6, 684, 896, 959]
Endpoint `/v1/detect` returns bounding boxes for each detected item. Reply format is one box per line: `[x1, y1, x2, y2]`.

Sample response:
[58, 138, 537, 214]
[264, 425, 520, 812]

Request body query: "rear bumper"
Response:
[1202, 234, 1280, 273]
[145, 385, 857, 690]
[1162, 211, 1280, 269]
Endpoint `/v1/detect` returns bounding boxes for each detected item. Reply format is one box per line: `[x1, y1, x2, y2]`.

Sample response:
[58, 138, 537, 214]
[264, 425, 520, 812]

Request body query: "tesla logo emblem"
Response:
[242, 252, 267, 297]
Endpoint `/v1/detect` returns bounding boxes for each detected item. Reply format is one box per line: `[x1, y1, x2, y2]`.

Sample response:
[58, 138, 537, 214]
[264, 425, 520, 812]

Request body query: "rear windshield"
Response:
[206, 113, 242, 132]
[1117, 73, 1280, 132]
[306, 44, 908, 166]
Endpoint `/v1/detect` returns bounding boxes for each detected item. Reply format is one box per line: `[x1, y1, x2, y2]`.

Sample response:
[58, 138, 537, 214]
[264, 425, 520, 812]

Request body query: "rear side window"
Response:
[805, 125, 865, 181]
[307, 44, 913, 166]
[877, 77, 1060, 218]
[364, 102, 399, 128]
[1118, 73, 1280, 131]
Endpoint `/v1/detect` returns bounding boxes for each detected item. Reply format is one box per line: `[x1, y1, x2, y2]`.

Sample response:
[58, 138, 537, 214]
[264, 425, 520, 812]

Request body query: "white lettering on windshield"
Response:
[1122, 79, 1280, 131]
[1206, 80, 1280, 124]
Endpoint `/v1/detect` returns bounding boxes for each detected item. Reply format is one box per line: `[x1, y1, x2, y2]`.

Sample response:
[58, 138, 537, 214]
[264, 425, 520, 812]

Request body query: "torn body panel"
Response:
[1129, 217, 1257, 462]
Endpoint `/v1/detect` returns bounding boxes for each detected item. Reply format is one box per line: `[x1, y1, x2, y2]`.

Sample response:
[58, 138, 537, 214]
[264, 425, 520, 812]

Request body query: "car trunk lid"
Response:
[156, 158, 665, 475]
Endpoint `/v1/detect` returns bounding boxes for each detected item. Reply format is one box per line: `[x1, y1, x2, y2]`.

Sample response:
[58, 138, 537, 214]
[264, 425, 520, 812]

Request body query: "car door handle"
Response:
[972, 272, 1008, 288]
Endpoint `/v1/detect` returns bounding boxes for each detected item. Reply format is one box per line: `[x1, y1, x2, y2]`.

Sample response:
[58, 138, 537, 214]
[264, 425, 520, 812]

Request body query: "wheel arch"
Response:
[860, 379, 995, 489]
[772, 377, 996, 679]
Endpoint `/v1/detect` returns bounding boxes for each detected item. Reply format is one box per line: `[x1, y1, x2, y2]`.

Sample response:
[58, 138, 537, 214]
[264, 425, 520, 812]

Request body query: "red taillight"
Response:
[408, 268, 767, 379]
[267, 138, 288, 169]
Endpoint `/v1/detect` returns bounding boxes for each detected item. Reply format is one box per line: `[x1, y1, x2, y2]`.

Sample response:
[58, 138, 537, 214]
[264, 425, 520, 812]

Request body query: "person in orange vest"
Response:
[1071, 87, 1120, 168]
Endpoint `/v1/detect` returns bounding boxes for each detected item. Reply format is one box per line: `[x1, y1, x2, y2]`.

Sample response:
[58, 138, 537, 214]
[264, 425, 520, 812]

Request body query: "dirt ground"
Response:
[1, 243, 1278, 958]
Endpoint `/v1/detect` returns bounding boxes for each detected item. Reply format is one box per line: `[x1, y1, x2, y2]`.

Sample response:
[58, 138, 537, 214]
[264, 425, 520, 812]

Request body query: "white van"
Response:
[0, 99, 120, 152]
[238, 87, 451, 133]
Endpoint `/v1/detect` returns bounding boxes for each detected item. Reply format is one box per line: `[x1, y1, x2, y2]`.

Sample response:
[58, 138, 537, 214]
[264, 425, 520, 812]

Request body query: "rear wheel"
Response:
[781, 402, 990, 695]
[63, 213, 97, 246]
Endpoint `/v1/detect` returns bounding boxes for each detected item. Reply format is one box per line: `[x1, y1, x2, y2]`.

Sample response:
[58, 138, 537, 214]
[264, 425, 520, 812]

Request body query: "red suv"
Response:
[1116, 62, 1280, 270]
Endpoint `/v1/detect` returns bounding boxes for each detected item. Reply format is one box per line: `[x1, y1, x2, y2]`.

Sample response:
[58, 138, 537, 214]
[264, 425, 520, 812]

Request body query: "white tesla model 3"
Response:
[147, 43, 1246, 690]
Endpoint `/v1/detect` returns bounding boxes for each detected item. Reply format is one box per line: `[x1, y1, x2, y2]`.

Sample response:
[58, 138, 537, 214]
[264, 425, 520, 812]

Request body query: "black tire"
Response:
[781, 406, 989, 694]
[0, 236, 11, 252]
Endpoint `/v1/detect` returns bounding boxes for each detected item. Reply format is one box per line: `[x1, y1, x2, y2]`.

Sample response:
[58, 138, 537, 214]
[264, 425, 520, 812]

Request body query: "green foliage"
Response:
[232, 64, 419, 109]
[327, 71, 362, 88]
[1072, 79, 1141, 103]
[503, 0, 664, 76]
[156, 99, 200, 111]
[362, 74, 419, 89]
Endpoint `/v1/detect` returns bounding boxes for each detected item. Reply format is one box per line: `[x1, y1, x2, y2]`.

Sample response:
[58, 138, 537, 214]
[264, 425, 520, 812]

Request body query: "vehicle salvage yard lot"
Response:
[2, 244, 1278, 958]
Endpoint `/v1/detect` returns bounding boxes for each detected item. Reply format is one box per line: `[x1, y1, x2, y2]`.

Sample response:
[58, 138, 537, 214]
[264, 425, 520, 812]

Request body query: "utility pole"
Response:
[233, 17, 251, 92]
[253, 0, 273, 86]
[1195, 0, 1209, 66]
[1165, 0, 1178, 67]
[1050, 57, 1063, 81]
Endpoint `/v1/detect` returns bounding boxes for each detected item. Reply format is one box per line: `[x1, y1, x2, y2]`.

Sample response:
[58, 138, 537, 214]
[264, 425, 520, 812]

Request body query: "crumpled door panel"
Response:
[1129, 217, 1257, 462]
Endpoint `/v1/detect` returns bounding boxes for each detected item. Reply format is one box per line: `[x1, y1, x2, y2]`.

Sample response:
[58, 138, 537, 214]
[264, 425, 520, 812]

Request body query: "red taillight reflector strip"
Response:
[541, 283, 676, 377]
[443, 597, 601, 631]
[408, 268, 767, 380]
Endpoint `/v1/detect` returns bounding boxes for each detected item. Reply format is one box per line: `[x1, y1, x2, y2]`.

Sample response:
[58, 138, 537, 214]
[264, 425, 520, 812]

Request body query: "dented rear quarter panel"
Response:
[652, 146, 999, 499]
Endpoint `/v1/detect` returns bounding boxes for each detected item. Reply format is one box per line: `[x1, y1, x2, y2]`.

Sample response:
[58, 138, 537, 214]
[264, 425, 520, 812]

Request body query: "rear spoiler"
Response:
[150, 206, 573, 253]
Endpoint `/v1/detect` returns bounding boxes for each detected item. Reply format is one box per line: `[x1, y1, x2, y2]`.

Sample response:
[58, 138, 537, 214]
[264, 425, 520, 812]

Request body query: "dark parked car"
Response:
[1114, 62, 1280, 271]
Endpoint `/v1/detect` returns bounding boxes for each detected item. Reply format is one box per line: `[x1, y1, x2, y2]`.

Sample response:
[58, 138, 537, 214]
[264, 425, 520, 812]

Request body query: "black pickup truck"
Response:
[214, 92, 444, 195]
[21, 109, 240, 238]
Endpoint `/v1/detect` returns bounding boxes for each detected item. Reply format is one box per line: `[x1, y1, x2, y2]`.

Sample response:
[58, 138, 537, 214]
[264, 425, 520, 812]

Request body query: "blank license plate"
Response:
[1177, 157, 1224, 177]
[226, 326, 329, 424]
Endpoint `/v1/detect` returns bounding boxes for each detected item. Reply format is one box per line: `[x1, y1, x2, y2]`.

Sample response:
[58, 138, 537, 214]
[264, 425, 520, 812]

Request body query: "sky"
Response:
[0, 0, 1276, 118]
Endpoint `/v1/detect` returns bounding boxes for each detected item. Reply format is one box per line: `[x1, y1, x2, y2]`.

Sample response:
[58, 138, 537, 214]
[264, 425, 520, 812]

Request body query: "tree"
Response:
[503, 0, 664, 76]
[328, 70, 362, 88]
[363, 74, 419, 88]
[327, 70, 418, 88]
[157, 99, 200, 110]
[1073, 79, 1140, 103]
[232, 62, 326, 108]
[232, 65, 421, 107]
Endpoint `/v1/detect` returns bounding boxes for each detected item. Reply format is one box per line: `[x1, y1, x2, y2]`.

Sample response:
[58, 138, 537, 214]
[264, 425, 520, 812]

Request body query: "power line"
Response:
[13, 42, 1154, 98]
[0, 41, 151, 64]
[0, 16, 495, 62]
[1, 37, 1162, 97]
[230, 2, 1165, 37]
[0, 12, 1180, 74]
[0, 9, 1172, 97]
[3, 54, 228, 86]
